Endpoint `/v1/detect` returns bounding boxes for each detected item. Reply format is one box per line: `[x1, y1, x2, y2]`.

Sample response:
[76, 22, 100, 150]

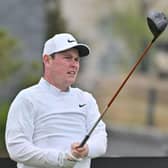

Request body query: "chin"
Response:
[66, 80, 75, 86]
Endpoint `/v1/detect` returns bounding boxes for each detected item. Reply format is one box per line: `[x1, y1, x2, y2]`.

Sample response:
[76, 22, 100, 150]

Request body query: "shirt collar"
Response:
[38, 77, 71, 95]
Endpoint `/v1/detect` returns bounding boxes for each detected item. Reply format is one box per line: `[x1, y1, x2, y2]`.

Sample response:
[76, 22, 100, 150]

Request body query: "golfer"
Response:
[5, 33, 107, 168]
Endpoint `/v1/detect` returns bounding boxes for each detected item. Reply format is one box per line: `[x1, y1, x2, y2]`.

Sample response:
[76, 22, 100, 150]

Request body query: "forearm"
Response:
[6, 132, 75, 168]
[87, 131, 107, 158]
[86, 117, 107, 158]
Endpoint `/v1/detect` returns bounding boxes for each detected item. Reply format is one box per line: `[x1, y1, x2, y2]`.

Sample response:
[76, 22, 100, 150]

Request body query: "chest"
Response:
[33, 93, 88, 126]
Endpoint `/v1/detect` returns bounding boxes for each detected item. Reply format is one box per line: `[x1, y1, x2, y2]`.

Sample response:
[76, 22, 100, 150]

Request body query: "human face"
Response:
[43, 48, 80, 91]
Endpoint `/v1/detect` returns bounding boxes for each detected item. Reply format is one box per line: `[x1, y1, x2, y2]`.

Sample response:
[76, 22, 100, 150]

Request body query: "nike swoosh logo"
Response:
[79, 104, 86, 108]
[67, 39, 76, 43]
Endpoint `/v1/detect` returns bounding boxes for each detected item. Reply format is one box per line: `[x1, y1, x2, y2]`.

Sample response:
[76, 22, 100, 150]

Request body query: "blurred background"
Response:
[0, 0, 168, 158]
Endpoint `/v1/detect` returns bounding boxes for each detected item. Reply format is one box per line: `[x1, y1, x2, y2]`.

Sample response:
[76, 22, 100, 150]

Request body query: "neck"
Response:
[43, 76, 69, 92]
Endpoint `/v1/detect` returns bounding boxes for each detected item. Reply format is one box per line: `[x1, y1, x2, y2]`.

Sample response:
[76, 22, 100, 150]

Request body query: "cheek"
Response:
[52, 63, 67, 75]
[52, 66, 64, 74]
[76, 63, 80, 70]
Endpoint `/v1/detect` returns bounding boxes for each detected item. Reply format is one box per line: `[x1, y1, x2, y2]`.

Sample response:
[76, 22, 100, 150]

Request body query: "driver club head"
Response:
[147, 11, 168, 39]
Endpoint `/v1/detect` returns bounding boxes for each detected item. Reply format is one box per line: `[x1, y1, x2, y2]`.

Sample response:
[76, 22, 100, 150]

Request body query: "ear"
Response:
[43, 54, 51, 64]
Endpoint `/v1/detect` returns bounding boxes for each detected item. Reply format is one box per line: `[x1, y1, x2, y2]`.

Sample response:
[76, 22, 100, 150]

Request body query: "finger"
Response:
[71, 143, 80, 149]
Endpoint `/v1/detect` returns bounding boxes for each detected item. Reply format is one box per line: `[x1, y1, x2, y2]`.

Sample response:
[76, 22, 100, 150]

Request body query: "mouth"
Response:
[67, 71, 76, 76]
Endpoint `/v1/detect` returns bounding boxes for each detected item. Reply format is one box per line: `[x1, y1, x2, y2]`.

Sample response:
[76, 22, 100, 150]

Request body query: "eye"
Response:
[75, 57, 80, 62]
[64, 56, 72, 60]
[63, 55, 80, 62]
[65, 56, 71, 59]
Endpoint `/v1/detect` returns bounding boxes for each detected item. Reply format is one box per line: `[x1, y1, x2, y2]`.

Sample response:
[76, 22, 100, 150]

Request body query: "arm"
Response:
[5, 92, 75, 168]
[85, 93, 108, 158]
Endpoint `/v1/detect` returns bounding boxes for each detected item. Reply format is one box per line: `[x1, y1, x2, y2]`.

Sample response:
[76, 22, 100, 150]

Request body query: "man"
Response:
[5, 33, 107, 168]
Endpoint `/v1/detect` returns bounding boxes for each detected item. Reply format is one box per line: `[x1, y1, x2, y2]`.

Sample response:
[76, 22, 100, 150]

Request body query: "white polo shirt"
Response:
[5, 78, 107, 168]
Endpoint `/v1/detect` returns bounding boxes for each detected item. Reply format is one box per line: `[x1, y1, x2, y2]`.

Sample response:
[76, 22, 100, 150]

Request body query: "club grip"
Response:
[79, 135, 90, 147]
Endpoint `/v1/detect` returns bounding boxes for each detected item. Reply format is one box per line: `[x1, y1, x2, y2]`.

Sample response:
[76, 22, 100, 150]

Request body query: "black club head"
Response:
[147, 11, 168, 38]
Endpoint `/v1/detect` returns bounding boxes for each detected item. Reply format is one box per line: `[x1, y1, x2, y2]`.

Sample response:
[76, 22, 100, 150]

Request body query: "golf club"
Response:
[79, 11, 168, 148]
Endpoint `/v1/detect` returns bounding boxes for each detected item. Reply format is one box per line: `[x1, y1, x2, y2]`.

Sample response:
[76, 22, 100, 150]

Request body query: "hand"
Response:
[71, 142, 89, 159]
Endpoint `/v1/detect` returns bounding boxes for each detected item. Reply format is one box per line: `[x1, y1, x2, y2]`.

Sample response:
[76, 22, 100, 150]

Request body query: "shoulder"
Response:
[14, 83, 40, 101]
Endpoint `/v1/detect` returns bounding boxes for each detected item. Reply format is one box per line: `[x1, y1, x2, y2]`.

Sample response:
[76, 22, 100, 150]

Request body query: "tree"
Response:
[0, 29, 22, 156]
[44, 0, 67, 39]
[98, 0, 156, 73]
[0, 29, 21, 81]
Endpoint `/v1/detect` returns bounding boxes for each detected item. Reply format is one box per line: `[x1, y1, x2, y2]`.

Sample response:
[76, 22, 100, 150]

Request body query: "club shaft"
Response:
[79, 38, 156, 147]
[106, 38, 156, 109]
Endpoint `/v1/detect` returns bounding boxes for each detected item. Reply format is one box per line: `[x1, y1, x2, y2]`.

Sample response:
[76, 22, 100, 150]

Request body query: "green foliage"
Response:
[98, 1, 156, 73]
[45, 0, 67, 39]
[0, 102, 10, 150]
[0, 29, 22, 81]
[17, 61, 42, 90]
[112, 11, 151, 52]
[99, 7, 151, 54]
[112, 11, 153, 73]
